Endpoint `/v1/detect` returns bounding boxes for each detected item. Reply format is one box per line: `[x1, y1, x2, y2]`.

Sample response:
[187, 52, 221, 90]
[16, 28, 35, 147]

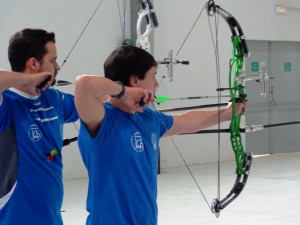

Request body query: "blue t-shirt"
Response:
[0, 87, 78, 225]
[79, 102, 173, 225]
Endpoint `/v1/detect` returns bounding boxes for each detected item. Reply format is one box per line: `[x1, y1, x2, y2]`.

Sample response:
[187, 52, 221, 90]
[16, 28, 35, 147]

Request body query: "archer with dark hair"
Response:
[0, 28, 78, 225]
[74, 45, 247, 225]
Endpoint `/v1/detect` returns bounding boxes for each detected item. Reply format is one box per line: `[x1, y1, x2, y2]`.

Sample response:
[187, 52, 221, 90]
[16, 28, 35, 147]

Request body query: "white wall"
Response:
[153, 0, 300, 168]
[2, 0, 300, 177]
[0, 0, 131, 179]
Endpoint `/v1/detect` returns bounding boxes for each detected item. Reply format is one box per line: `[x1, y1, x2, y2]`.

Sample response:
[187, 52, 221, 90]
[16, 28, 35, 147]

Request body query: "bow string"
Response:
[57, 0, 300, 218]
[57, 0, 127, 146]
[57, 0, 253, 216]
[137, 0, 221, 214]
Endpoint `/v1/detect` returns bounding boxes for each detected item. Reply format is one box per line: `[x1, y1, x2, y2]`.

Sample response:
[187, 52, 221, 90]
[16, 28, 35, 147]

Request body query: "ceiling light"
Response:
[275, 5, 287, 14]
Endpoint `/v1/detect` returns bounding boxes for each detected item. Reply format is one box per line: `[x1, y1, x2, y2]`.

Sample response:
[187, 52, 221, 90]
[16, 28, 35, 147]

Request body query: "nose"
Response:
[54, 62, 60, 74]
[55, 61, 60, 71]
[154, 78, 159, 89]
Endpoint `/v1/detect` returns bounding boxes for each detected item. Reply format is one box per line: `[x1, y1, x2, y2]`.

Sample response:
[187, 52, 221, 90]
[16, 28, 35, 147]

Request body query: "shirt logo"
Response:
[28, 124, 42, 142]
[131, 132, 144, 152]
[151, 132, 157, 151]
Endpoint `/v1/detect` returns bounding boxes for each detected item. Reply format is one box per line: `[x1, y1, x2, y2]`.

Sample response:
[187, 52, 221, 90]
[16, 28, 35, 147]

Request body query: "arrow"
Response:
[157, 102, 229, 112]
[55, 80, 74, 86]
[156, 95, 231, 104]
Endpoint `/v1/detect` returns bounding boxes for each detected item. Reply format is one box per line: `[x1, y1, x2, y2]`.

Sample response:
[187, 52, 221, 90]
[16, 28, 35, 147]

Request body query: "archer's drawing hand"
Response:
[25, 72, 54, 95]
[121, 87, 154, 113]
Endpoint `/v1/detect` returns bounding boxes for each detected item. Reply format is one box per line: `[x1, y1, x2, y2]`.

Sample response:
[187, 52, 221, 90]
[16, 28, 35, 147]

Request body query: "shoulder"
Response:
[1, 89, 21, 104]
[42, 88, 74, 101]
[142, 107, 174, 127]
[144, 106, 172, 119]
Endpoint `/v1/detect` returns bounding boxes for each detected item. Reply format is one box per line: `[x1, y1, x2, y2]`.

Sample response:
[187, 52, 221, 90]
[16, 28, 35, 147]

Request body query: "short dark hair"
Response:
[8, 28, 56, 72]
[104, 46, 157, 86]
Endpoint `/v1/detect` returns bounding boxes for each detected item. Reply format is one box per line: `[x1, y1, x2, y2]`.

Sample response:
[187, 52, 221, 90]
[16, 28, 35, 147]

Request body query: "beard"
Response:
[51, 70, 59, 86]
[51, 78, 56, 86]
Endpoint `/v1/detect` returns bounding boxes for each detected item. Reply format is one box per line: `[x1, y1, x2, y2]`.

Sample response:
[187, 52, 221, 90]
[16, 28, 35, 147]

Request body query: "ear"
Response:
[26, 58, 40, 72]
[129, 75, 138, 87]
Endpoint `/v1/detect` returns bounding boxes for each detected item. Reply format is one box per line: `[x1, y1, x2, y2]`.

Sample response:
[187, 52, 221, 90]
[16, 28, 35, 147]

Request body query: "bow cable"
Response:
[153, 1, 223, 213]
[58, 0, 106, 77]
[57, 0, 127, 141]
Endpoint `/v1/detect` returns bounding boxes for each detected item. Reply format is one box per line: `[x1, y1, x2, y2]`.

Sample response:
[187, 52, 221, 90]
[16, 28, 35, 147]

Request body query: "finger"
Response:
[226, 101, 232, 109]
[36, 75, 52, 90]
[241, 103, 246, 114]
[138, 90, 152, 108]
[146, 91, 154, 103]
[135, 102, 144, 112]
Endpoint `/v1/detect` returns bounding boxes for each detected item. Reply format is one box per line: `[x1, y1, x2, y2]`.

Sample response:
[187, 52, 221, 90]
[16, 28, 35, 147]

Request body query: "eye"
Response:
[50, 58, 57, 64]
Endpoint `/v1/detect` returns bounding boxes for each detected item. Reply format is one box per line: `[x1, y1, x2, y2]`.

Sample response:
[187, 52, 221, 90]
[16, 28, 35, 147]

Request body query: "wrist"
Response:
[111, 81, 125, 99]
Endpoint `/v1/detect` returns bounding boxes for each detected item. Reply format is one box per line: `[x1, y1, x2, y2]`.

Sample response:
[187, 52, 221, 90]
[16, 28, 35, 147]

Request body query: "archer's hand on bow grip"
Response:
[236, 101, 249, 115]
[225, 101, 249, 120]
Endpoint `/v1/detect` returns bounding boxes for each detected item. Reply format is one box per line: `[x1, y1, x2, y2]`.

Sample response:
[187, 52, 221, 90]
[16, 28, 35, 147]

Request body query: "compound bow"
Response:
[58, 0, 255, 217]
[205, 0, 253, 216]
[154, 0, 258, 217]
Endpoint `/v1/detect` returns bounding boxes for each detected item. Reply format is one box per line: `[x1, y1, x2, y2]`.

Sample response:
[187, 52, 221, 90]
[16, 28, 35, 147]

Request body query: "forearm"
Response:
[0, 70, 30, 93]
[75, 75, 123, 100]
[166, 109, 232, 136]
[184, 109, 230, 131]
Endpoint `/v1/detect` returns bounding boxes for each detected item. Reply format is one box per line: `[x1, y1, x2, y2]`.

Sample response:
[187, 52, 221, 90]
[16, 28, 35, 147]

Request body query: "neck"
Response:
[14, 85, 31, 94]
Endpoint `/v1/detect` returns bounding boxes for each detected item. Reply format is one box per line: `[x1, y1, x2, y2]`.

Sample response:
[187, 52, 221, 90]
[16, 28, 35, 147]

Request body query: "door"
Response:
[245, 41, 300, 155]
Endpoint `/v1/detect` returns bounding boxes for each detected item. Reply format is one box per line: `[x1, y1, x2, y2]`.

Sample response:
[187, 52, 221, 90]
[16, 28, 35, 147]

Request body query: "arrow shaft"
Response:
[164, 95, 231, 101]
[157, 102, 228, 112]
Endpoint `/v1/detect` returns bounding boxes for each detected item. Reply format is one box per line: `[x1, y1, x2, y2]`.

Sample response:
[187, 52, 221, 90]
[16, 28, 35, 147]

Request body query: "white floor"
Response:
[62, 152, 300, 225]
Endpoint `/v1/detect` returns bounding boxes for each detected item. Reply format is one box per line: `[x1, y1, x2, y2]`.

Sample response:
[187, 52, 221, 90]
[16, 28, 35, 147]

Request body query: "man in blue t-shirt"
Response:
[74, 45, 247, 225]
[0, 29, 78, 225]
